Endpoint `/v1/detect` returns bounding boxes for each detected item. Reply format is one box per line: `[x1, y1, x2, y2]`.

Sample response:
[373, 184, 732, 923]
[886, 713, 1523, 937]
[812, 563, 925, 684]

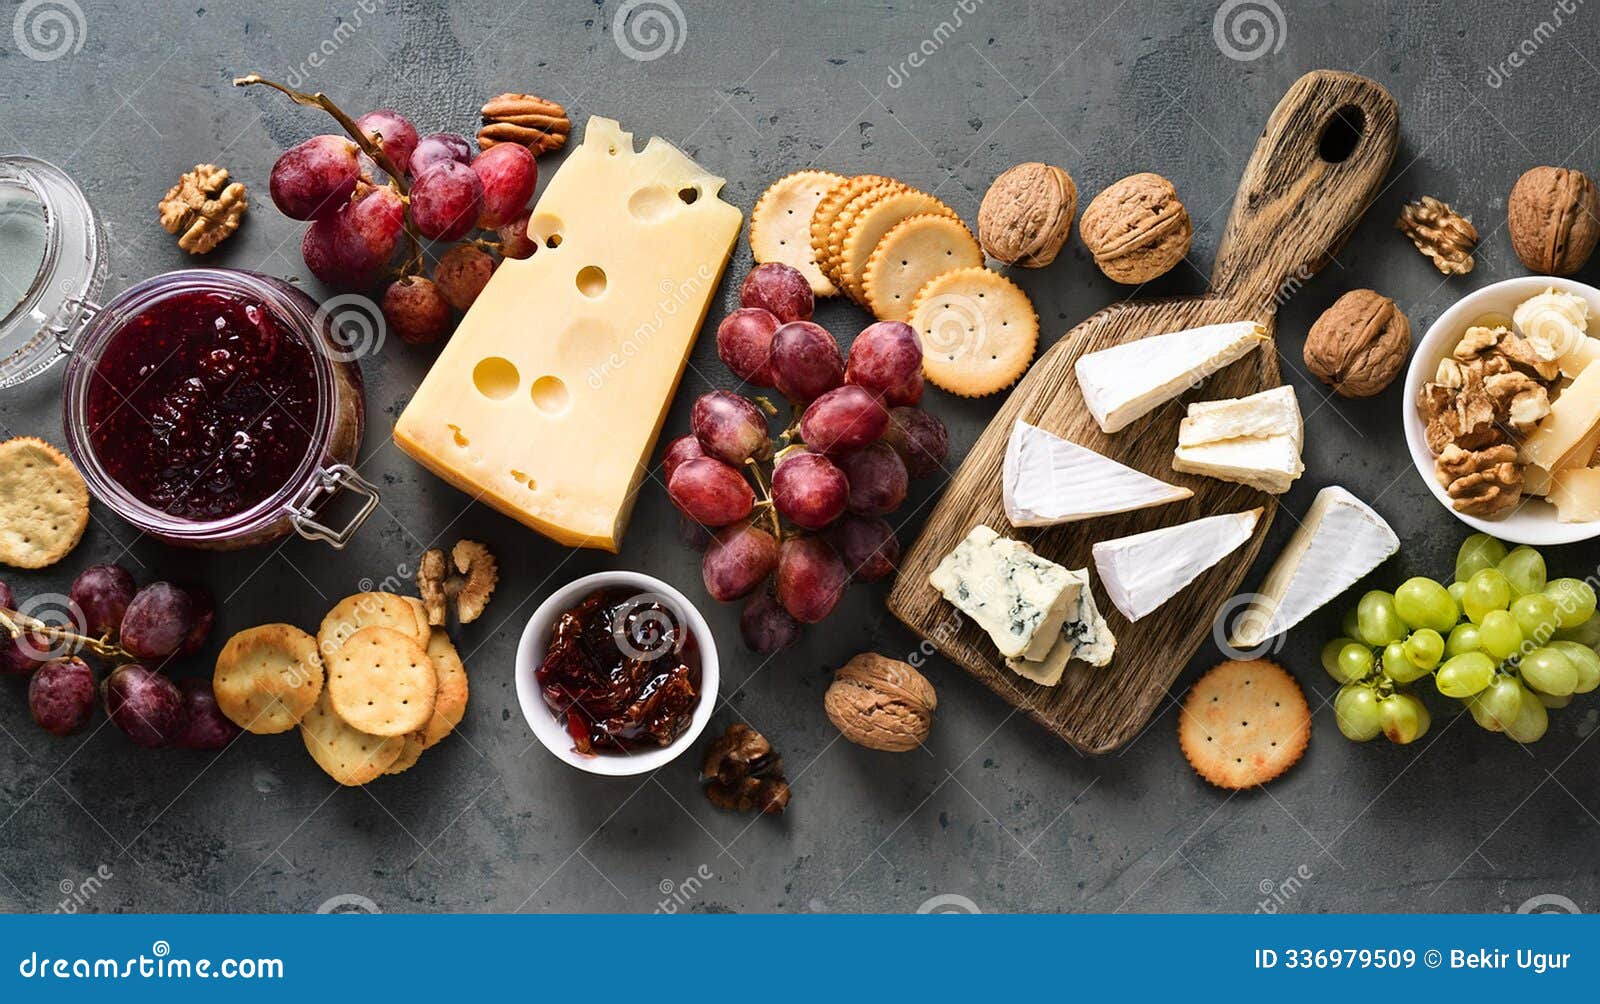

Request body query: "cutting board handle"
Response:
[1210, 70, 1398, 317]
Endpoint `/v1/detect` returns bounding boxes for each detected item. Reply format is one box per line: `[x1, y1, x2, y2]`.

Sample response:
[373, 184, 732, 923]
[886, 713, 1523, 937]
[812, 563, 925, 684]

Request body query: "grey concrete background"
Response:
[1, 0, 1598, 915]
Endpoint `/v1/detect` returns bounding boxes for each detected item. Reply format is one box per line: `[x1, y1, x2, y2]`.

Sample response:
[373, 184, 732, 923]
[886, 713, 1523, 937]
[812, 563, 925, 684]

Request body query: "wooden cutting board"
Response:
[887, 71, 1399, 753]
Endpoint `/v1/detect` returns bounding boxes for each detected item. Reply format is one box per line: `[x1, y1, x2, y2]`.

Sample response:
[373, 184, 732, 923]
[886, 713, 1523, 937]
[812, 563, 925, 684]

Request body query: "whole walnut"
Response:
[1304, 289, 1411, 397]
[1078, 172, 1192, 283]
[977, 162, 1077, 268]
[1508, 166, 1600, 275]
[823, 653, 936, 752]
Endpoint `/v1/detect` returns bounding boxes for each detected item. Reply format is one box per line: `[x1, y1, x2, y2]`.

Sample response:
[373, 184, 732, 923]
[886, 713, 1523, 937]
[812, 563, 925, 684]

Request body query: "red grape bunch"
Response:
[1, 566, 237, 750]
[665, 262, 950, 653]
[248, 76, 540, 346]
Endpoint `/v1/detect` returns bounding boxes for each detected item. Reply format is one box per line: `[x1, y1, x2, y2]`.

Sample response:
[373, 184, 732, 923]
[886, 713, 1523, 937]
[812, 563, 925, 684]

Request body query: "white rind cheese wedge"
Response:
[1002, 420, 1191, 527]
[1172, 433, 1303, 494]
[929, 526, 1082, 661]
[1178, 385, 1303, 449]
[1229, 486, 1398, 648]
[1092, 508, 1262, 622]
[1005, 568, 1117, 685]
[1074, 321, 1268, 434]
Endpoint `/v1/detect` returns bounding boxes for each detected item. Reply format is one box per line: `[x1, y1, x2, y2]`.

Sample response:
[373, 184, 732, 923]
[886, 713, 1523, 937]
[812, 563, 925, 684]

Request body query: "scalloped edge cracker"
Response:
[824, 182, 905, 284]
[213, 624, 325, 734]
[908, 266, 1039, 397]
[0, 437, 89, 570]
[1178, 658, 1310, 790]
[751, 170, 848, 296]
[862, 213, 983, 322]
[838, 190, 958, 303]
[810, 174, 896, 273]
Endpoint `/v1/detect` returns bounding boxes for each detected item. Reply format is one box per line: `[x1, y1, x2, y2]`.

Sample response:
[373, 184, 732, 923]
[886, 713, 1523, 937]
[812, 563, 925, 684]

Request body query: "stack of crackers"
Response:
[749, 171, 1040, 398]
[213, 591, 468, 785]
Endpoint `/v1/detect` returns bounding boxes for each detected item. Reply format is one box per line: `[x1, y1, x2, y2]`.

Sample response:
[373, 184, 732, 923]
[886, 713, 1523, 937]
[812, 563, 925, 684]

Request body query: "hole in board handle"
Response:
[1318, 105, 1365, 163]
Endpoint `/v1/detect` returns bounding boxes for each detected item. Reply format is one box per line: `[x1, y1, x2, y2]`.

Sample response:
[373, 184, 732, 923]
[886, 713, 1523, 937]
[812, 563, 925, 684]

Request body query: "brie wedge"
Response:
[1178, 385, 1303, 449]
[1229, 486, 1398, 648]
[929, 525, 1081, 661]
[1003, 420, 1191, 527]
[1006, 568, 1117, 685]
[1074, 321, 1268, 434]
[1172, 433, 1303, 494]
[1091, 508, 1262, 622]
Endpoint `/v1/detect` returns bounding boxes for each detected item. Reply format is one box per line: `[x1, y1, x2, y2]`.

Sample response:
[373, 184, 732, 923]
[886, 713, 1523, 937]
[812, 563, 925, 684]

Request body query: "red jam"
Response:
[85, 289, 319, 521]
[536, 588, 701, 755]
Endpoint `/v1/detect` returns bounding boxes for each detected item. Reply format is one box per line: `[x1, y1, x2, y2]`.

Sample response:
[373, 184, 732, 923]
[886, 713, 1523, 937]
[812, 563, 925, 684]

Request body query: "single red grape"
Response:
[434, 245, 497, 311]
[662, 433, 706, 481]
[883, 407, 949, 478]
[826, 515, 900, 582]
[703, 522, 781, 601]
[103, 663, 184, 748]
[771, 451, 848, 529]
[69, 563, 136, 638]
[667, 457, 755, 527]
[410, 161, 485, 241]
[716, 308, 781, 386]
[471, 143, 537, 228]
[333, 185, 405, 279]
[799, 385, 888, 455]
[270, 134, 360, 221]
[691, 391, 771, 465]
[739, 262, 814, 323]
[771, 321, 844, 402]
[173, 678, 242, 750]
[837, 441, 908, 516]
[120, 582, 193, 662]
[776, 536, 849, 623]
[410, 132, 473, 174]
[29, 657, 96, 736]
[740, 589, 802, 653]
[354, 109, 419, 175]
[383, 276, 453, 344]
[846, 320, 924, 405]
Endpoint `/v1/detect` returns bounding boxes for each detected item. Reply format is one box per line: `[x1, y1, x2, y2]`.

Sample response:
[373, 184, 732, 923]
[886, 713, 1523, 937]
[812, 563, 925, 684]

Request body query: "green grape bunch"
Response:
[1323, 533, 1600, 746]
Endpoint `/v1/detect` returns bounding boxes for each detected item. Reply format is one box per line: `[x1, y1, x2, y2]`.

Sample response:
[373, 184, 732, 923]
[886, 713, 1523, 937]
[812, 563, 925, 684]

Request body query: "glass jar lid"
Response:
[0, 156, 105, 388]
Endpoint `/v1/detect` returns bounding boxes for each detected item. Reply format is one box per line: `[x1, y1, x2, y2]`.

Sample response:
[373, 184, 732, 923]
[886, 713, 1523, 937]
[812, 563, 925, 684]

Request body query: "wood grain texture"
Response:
[887, 71, 1399, 753]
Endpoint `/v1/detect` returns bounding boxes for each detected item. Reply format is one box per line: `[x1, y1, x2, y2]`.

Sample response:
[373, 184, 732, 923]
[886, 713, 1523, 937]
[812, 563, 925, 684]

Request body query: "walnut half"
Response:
[158, 164, 248, 254]
[1397, 196, 1477, 275]
[415, 539, 498, 626]
[702, 723, 789, 814]
[1436, 443, 1522, 517]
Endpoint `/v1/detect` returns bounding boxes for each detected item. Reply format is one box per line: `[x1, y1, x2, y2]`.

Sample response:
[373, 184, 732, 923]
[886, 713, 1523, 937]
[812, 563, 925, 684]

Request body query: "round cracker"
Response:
[1178, 659, 1310, 790]
[862, 213, 984, 322]
[213, 624, 325, 734]
[384, 734, 425, 775]
[751, 170, 848, 297]
[908, 267, 1039, 397]
[810, 174, 897, 274]
[300, 687, 404, 785]
[825, 182, 906, 285]
[404, 595, 432, 641]
[326, 626, 437, 737]
[838, 191, 958, 302]
[0, 437, 89, 569]
[420, 629, 469, 748]
[317, 592, 429, 659]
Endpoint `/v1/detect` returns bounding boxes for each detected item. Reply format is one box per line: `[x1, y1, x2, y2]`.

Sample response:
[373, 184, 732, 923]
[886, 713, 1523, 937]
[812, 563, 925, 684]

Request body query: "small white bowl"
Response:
[1402, 274, 1600, 546]
[515, 570, 718, 776]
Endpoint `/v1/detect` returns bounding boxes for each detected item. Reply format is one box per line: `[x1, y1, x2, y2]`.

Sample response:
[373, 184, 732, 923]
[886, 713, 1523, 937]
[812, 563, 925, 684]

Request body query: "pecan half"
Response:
[477, 93, 571, 157]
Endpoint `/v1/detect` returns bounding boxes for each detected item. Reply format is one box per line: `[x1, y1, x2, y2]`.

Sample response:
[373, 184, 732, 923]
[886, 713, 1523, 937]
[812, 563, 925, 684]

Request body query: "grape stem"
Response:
[233, 72, 426, 276]
[0, 606, 133, 662]
[745, 459, 784, 540]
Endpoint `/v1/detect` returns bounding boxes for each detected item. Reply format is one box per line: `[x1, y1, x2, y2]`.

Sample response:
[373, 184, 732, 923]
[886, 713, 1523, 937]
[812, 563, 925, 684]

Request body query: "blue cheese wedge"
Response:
[1229, 487, 1398, 648]
[1006, 568, 1117, 685]
[1092, 508, 1262, 622]
[929, 525, 1081, 662]
[1074, 321, 1267, 434]
[1003, 420, 1191, 526]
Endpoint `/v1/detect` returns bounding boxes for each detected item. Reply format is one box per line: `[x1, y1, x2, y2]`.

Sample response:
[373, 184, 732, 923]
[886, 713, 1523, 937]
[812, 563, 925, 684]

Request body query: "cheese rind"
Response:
[1005, 568, 1117, 685]
[929, 526, 1080, 661]
[1002, 420, 1191, 527]
[1229, 487, 1398, 648]
[393, 118, 742, 551]
[1178, 385, 1302, 449]
[1074, 321, 1268, 434]
[1092, 508, 1262, 622]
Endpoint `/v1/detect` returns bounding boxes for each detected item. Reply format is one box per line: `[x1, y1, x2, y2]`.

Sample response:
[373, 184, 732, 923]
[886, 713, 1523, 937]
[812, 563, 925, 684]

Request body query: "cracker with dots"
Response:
[750, 170, 848, 297]
[301, 686, 405, 785]
[326, 626, 437, 737]
[1178, 658, 1310, 790]
[0, 436, 90, 570]
[838, 190, 959, 303]
[824, 181, 906, 284]
[419, 628, 469, 748]
[862, 213, 983, 322]
[213, 624, 325, 734]
[317, 592, 429, 659]
[384, 734, 426, 776]
[907, 266, 1039, 397]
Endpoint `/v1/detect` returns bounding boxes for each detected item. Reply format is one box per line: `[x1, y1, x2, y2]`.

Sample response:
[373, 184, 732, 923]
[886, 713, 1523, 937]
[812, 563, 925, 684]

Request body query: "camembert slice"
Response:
[1177, 385, 1302, 449]
[1172, 433, 1303, 494]
[1091, 508, 1262, 623]
[1002, 420, 1190, 527]
[394, 118, 742, 551]
[1074, 321, 1267, 434]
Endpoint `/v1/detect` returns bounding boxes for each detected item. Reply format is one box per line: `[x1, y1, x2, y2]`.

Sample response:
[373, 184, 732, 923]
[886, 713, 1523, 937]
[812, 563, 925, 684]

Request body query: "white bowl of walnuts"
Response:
[1403, 275, 1600, 546]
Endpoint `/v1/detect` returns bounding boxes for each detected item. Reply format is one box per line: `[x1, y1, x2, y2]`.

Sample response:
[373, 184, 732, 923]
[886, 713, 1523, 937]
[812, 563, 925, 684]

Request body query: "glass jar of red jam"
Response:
[59, 270, 376, 549]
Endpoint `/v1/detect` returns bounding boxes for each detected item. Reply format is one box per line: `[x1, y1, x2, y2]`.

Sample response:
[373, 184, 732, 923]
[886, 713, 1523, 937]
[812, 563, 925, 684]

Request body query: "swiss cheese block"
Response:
[394, 118, 741, 551]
